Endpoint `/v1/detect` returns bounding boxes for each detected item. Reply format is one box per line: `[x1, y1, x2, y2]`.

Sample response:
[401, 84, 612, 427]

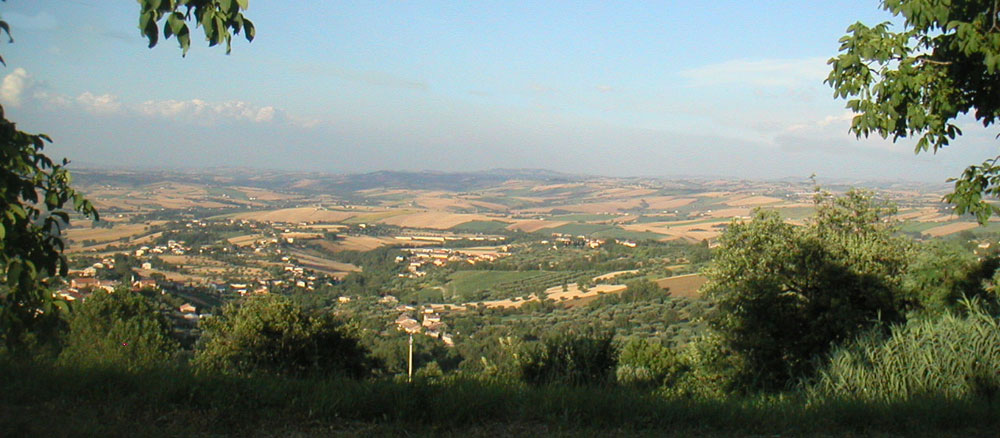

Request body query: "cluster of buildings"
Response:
[393, 303, 454, 346]
[58, 255, 165, 301]
[541, 233, 611, 249]
[397, 246, 511, 278]
[134, 239, 189, 257]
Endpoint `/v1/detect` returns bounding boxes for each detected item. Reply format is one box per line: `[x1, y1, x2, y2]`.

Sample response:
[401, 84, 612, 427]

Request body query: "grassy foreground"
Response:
[2, 361, 998, 437]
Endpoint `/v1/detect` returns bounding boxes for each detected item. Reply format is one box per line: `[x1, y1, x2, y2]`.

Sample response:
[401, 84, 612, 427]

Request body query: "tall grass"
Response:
[2, 359, 998, 436]
[808, 300, 1000, 402]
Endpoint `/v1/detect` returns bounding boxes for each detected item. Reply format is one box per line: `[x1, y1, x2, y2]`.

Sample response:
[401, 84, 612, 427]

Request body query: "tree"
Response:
[0, 1, 252, 350]
[58, 288, 178, 371]
[193, 295, 373, 378]
[615, 337, 682, 389]
[902, 239, 1000, 315]
[518, 331, 618, 387]
[703, 190, 910, 392]
[827, 0, 1000, 222]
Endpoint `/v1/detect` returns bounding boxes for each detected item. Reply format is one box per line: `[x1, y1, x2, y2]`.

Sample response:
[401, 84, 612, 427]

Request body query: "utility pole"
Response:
[407, 334, 413, 383]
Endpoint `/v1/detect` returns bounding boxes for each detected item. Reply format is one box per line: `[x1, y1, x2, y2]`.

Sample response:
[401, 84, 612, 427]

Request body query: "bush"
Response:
[58, 289, 178, 371]
[902, 240, 1000, 315]
[519, 332, 617, 386]
[193, 295, 373, 378]
[703, 190, 910, 392]
[808, 300, 1000, 402]
[616, 337, 682, 389]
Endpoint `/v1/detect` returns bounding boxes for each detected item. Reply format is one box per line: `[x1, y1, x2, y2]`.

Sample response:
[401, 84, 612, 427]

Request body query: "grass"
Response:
[670, 196, 727, 215]
[967, 221, 1000, 234]
[2, 360, 997, 437]
[900, 220, 952, 234]
[772, 206, 816, 220]
[547, 223, 615, 236]
[451, 220, 512, 233]
[445, 270, 553, 300]
[206, 187, 249, 201]
[549, 214, 617, 222]
[407, 287, 445, 303]
[593, 228, 668, 241]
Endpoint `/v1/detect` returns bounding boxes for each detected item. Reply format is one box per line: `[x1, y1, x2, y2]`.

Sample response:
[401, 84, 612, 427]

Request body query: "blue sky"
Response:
[0, 1, 993, 182]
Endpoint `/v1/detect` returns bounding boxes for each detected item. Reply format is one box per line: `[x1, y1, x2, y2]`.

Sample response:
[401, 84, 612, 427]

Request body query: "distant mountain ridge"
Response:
[71, 168, 585, 193]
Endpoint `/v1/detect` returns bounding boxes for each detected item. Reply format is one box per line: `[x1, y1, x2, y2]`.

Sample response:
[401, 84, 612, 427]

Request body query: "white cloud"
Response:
[1, 68, 32, 107]
[32, 90, 71, 108]
[679, 57, 829, 88]
[76, 92, 121, 114]
[9, 70, 297, 126]
[783, 111, 855, 133]
[138, 98, 284, 124]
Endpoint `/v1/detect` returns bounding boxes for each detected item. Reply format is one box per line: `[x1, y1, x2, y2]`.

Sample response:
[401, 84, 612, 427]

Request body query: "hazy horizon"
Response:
[1, 1, 994, 183]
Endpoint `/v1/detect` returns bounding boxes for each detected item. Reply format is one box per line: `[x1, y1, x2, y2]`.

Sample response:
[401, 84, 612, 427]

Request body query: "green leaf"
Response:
[243, 19, 255, 42]
[0, 20, 12, 43]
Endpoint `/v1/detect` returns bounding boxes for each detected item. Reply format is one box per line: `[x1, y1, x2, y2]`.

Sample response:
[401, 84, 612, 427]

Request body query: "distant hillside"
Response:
[72, 168, 583, 194]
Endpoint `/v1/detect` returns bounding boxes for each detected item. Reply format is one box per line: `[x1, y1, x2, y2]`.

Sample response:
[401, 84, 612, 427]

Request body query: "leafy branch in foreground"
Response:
[138, 0, 255, 56]
[827, 0, 1000, 222]
[1, 1, 256, 349]
[0, 104, 98, 350]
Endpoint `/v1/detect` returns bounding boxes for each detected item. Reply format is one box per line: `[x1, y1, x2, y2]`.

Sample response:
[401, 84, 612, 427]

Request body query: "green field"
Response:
[407, 287, 445, 303]
[444, 270, 591, 301]
[206, 187, 248, 200]
[471, 196, 536, 209]
[771, 206, 815, 219]
[444, 270, 549, 300]
[450, 220, 511, 233]
[550, 213, 616, 222]
[968, 221, 1000, 234]
[546, 223, 614, 236]
[900, 220, 952, 234]
[592, 228, 667, 241]
[633, 215, 678, 223]
[670, 196, 726, 215]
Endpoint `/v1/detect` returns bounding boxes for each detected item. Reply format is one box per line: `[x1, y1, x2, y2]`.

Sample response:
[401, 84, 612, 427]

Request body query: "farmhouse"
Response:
[133, 278, 157, 290]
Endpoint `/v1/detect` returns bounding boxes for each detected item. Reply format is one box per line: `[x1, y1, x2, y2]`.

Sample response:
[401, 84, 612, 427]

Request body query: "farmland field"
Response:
[443, 270, 593, 301]
[313, 235, 398, 252]
[506, 220, 568, 233]
[379, 212, 499, 229]
[549, 213, 618, 222]
[547, 223, 616, 236]
[450, 220, 513, 233]
[922, 221, 980, 237]
[655, 274, 708, 298]
[65, 223, 154, 248]
[342, 209, 415, 224]
[206, 187, 249, 200]
[233, 207, 357, 223]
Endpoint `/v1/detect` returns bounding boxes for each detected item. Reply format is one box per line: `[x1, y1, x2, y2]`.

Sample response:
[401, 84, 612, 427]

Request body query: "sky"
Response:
[0, 1, 995, 182]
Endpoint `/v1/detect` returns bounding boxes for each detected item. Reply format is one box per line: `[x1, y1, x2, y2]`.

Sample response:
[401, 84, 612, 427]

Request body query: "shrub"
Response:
[519, 332, 617, 386]
[616, 337, 681, 389]
[703, 190, 910, 392]
[58, 289, 178, 371]
[902, 240, 1000, 315]
[193, 295, 373, 378]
